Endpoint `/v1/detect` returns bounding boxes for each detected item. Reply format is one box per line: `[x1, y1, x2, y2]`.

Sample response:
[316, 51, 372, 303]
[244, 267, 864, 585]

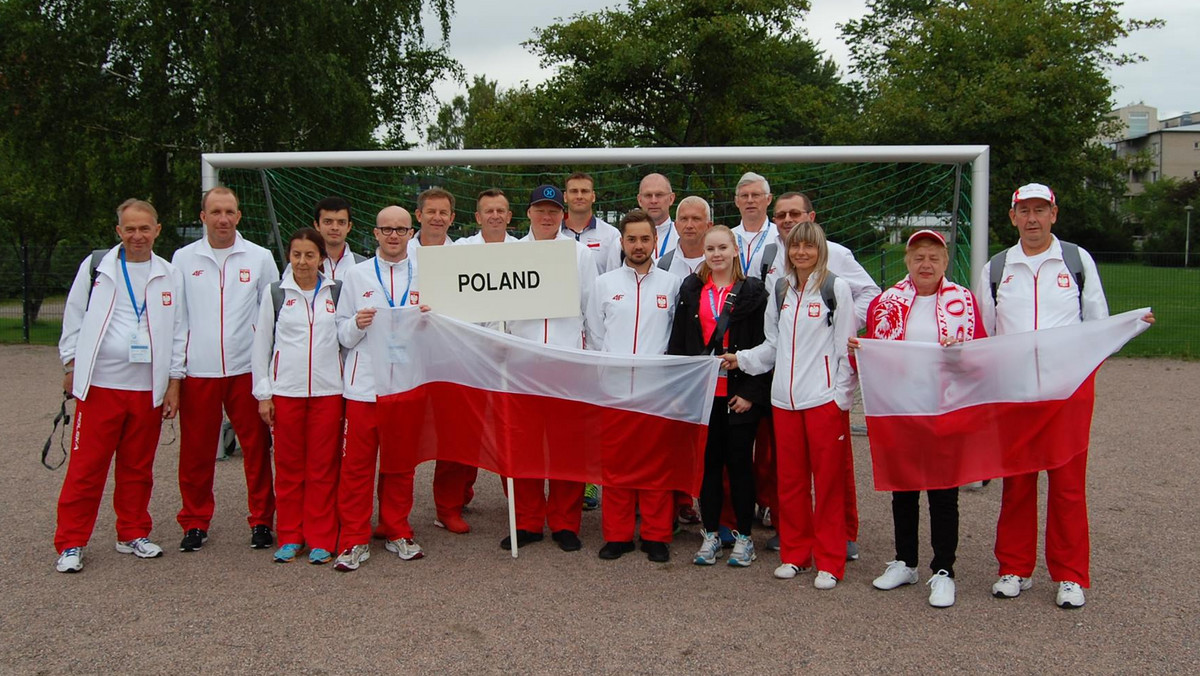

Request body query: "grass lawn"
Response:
[0, 317, 61, 346]
[1097, 261, 1199, 358]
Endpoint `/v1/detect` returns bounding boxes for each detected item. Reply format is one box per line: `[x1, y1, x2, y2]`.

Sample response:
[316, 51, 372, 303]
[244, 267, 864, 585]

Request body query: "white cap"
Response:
[1011, 183, 1056, 209]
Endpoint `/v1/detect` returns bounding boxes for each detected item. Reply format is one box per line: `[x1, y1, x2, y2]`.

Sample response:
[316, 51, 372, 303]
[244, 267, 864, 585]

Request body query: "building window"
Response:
[1129, 111, 1149, 136]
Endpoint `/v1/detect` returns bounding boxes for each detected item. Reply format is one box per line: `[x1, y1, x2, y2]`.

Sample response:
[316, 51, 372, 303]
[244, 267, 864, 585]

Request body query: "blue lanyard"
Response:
[309, 276, 323, 313]
[374, 257, 411, 308]
[658, 226, 672, 258]
[119, 248, 147, 325]
[707, 285, 730, 320]
[737, 231, 768, 275]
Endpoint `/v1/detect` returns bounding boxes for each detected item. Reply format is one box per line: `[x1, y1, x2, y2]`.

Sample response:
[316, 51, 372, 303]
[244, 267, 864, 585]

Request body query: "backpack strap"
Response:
[348, 251, 365, 265]
[704, 280, 744, 355]
[759, 243, 777, 282]
[1059, 241, 1086, 313]
[657, 249, 675, 272]
[774, 276, 789, 314]
[988, 249, 1009, 305]
[270, 281, 285, 323]
[820, 272, 838, 326]
[85, 248, 109, 306]
[329, 279, 342, 308]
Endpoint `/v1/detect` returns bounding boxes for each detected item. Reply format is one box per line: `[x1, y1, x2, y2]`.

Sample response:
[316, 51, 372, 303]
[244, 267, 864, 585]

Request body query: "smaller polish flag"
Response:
[856, 309, 1151, 492]
[368, 308, 720, 493]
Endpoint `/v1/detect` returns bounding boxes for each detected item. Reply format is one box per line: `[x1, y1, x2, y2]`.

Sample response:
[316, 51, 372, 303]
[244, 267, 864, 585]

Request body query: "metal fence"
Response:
[2, 245, 1195, 358]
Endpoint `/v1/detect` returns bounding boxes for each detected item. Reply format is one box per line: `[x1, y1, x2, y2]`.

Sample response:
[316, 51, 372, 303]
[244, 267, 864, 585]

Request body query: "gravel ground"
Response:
[1, 344, 1197, 674]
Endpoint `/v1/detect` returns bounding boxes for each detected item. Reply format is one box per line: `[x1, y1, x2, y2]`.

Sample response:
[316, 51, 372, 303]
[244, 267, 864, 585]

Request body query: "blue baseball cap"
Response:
[529, 185, 565, 210]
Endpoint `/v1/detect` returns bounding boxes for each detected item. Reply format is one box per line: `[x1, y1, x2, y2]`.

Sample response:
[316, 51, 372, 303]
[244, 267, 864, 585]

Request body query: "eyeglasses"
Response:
[773, 209, 810, 220]
[736, 192, 768, 201]
[376, 226, 412, 236]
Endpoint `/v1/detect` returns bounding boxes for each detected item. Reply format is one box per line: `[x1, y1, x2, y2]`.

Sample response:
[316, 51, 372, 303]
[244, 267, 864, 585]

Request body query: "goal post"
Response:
[200, 145, 990, 287]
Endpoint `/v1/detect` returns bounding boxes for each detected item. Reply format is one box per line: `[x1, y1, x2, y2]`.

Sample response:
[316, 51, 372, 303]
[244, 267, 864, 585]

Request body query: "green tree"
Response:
[1, 0, 459, 324]
[841, 0, 1161, 252]
[1125, 178, 1200, 265]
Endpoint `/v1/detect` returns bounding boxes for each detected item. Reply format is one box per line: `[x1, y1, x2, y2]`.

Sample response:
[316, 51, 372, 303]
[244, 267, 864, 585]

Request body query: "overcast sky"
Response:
[426, 0, 1198, 127]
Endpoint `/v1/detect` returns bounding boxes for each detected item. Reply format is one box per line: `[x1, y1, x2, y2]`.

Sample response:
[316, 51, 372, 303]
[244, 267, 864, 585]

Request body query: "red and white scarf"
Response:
[870, 276, 978, 343]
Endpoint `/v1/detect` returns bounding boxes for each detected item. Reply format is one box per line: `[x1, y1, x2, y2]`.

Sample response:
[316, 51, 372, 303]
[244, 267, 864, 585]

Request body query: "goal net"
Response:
[206, 147, 987, 288]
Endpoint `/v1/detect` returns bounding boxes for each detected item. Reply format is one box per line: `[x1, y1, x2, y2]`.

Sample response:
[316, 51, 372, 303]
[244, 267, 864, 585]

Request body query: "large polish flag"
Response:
[367, 308, 721, 493]
[856, 308, 1152, 492]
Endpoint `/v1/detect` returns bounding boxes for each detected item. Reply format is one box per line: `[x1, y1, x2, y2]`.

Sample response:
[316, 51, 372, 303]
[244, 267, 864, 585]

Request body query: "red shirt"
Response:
[700, 280, 733, 397]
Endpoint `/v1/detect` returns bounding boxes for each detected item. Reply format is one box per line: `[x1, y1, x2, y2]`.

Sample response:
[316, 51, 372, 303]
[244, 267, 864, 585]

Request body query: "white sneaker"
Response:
[992, 574, 1033, 598]
[814, 570, 838, 590]
[873, 560, 919, 590]
[927, 570, 956, 607]
[334, 544, 371, 572]
[962, 480, 985, 491]
[1056, 581, 1086, 609]
[726, 531, 756, 567]
[385, 537, 424, 561]
[693, 530, 722, 566]
[56, 547, 83, 573]
[115, 537, 164, 559]
[773, 563, 811, 579]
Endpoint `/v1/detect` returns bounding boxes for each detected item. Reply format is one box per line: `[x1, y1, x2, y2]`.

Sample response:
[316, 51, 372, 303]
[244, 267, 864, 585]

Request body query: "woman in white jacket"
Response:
[724, 222, 857, 590]
[251, 228, 344, 565]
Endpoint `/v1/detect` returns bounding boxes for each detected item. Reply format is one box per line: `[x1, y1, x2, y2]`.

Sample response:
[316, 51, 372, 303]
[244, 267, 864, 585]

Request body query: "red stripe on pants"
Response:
[510, 478, 583, 533]
[271, 395, 343, 551]
[995, 450, 1091, 586]
[177, 374, 274, 530]
[337, 400, 414, 548]
[773, 402, 847, 578]
[601, 487, 674, 543]
[55, 387, 162, 551]
[433, 460, 478, 520]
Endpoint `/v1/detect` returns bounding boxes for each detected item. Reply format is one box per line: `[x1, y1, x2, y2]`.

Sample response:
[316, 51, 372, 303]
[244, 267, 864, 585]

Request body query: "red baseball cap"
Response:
[906, 229, 947, 248]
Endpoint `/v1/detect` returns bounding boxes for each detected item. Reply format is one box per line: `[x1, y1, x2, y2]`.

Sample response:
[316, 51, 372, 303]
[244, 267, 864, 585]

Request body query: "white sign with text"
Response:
[416, 239, 580, 323]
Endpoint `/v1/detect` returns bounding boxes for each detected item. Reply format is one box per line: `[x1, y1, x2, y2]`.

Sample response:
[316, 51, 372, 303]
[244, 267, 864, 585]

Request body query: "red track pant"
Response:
[55, 387, 161, 551]
[774, 402, 847, 578]
[177, 374, 273, 531]
[749, 411, 859, 540]
[337, 400, 414, 548]
[271, 395, 342, 551]
[995, 450, 1091, 586]
[602, 488, 674, 543]
[509, 479, 583, 534]
[433, 460, 478, 521]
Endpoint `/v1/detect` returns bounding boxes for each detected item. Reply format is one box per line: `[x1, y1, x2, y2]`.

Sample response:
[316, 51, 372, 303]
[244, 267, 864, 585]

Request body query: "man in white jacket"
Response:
[333, 206, 425, 570]
[503, 184, 599, 552]
[172, 186, 280, 553]
[313, 195, 363, 280]
[975, 182, 1152, 609]
[731, 172, 778, 282]
[54, 199, 187, 573]
[562, 172, 621, 275]
[637, 173, 677, 258]
[585, 209, 682, 562]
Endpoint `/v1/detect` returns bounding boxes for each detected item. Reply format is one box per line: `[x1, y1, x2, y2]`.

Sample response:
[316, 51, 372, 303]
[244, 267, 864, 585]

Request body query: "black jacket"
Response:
[668, 274, 772, 416]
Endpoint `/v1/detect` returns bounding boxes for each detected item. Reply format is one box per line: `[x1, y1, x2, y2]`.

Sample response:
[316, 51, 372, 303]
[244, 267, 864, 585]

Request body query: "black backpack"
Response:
[989, 241, 1085, 313]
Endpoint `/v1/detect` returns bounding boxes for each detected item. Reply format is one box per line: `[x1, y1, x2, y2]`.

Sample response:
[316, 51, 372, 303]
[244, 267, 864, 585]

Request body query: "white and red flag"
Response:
[367, 308, 720, 493]
[856, 308, 1152, 492]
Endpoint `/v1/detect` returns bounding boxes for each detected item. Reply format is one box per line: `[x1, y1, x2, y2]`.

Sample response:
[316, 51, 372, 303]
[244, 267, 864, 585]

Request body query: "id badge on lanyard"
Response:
[121, 248, 151, 363]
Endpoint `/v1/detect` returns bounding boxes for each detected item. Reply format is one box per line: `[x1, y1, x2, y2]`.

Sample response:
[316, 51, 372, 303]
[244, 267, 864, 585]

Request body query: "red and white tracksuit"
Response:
[976, 236, 1108, 586]
[251, 271, 344, 551]
[739, 272, 857, 578]
[585, 264, 682, 543]
[335, 253, 422, 548]
[505, 233, 600, 534]
[173, 233, 279, 532]
[55, 246, 187, 550]
[760, 240, 880, 537]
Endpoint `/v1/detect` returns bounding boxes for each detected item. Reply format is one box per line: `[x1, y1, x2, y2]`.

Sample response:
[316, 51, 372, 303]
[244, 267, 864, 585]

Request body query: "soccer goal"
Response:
[201, 146, 989, 288]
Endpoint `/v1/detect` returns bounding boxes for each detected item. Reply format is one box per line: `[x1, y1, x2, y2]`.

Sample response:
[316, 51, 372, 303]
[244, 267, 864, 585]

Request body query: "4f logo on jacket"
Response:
[362, 290, 375, 298]
[191, 270, 204, 277]
[239, 269, 251, 283]
[612, 294, 624, 301]
[285, 298, 297, 307]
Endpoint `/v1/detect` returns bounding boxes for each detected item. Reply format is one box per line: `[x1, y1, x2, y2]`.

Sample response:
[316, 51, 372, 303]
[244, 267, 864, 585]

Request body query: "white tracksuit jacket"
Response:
[251, 271, 343, 400]
[172, 233, 279, 377]
[336, 254, 420, 403]
[737, 272, 858, 411]
[561, 217, 622, 276]
[507, 233, 599, 348]
[766, 240, 881, 331]
[731, 221, 778, 279]
[59, 246, 187, 406]
[585, 265, 682, 355]
[974, 236, 1108, 335]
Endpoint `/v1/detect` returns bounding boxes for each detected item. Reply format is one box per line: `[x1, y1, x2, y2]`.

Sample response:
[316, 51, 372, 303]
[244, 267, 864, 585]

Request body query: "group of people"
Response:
[55, 172, 1147, 611]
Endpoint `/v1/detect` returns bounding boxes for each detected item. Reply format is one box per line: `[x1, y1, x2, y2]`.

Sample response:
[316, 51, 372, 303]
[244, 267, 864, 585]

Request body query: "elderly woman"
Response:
[850, 229, 986, 607]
